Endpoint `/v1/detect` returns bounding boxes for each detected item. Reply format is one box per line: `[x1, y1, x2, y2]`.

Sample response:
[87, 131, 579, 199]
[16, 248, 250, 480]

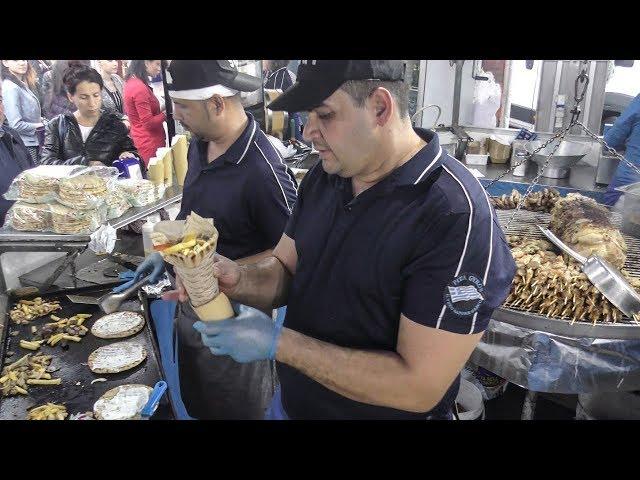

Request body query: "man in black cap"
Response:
[182, 60, 516, 419]
[129, 60, 297, 419]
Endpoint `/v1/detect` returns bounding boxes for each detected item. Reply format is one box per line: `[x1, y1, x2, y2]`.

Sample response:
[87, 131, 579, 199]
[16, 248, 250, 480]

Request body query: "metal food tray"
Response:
[0, 290, 174, 420]
[0, 185, 183, 243]
[494, 208, 640, 339]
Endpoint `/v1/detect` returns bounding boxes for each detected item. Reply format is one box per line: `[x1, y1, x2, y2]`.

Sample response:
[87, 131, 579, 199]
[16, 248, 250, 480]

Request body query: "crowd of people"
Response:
[0, 59, 171, 224]
[0, 59, 166, 168]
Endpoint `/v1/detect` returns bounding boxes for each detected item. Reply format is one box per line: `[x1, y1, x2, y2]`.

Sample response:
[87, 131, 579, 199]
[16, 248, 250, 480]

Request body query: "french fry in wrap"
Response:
[153, 212, 234, 321]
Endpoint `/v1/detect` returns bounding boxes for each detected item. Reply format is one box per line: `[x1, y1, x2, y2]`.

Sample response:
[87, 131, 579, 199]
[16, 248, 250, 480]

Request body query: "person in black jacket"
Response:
[40, 64, 139, 168]
[0, 81, 36, 226]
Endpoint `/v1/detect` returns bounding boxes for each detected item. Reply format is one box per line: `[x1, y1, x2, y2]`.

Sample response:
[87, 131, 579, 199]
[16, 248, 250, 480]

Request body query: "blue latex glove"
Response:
[112, 252, 164, 293]
[193, 303, 283, 363]
[119, 270, 135, 280]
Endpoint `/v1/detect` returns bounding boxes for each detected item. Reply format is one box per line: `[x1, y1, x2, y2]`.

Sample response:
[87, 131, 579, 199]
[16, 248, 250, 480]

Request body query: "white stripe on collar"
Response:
[413, 146, 442, 184]
[236, 120, 258, 165]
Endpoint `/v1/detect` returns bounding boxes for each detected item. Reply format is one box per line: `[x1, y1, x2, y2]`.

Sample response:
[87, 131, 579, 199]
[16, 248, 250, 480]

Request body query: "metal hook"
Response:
[411, 104, 442, 129]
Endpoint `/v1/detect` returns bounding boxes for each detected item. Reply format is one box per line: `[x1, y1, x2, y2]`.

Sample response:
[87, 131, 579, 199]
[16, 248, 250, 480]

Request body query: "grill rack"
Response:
[495, 207, 640, 333]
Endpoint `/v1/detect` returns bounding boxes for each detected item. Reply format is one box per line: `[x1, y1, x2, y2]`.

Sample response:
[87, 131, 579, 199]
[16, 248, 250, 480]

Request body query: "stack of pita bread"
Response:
[116, 179, 157, 207]
[105, 190, 132, 220]
[50, 203, 102, 234]
[58, 174, 109, 210]
[6, 202, 52, 231]
[18, 174, 60, 203]
[8, 165, 83, 203]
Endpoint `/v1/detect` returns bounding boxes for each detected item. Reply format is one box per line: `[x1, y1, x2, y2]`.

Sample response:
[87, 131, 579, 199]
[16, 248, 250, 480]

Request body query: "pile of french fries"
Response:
[0, 353, 61, 397]
[10, 298, 62, 324]
[27, 403, 68, 420]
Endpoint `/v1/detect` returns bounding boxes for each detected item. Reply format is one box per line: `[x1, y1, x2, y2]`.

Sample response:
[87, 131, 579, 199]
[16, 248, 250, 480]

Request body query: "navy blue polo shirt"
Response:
[176, 113, 298, 260]
[264, 67, 296, 91]
[279, 128, 516, 419]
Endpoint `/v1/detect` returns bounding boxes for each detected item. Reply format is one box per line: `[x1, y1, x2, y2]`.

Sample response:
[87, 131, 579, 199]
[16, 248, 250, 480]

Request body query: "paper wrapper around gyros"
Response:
[153, 212, 234, 321]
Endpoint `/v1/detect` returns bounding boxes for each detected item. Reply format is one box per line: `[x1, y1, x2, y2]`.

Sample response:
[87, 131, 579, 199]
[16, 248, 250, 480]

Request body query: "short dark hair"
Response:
[340, 80, 409, 118]
[269, 60, 290, 71]
[63, 64, 103, 95]
[52, 60, 91, 95]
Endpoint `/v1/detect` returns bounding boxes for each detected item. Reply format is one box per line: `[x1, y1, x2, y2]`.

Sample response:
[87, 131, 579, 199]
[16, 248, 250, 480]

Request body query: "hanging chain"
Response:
[486, 63, 616, 230]
[573, 120, 640, 177]
[484, 124, 574, 190]
[569, 64, 590, 125]
[504, 126, 572, 230]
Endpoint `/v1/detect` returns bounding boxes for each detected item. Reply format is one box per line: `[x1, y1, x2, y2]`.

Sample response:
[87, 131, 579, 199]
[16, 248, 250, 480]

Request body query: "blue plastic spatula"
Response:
[140, 381, 168, 420]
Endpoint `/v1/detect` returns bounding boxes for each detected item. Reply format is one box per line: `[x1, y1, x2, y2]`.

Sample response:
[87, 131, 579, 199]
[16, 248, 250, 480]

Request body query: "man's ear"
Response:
[210, 94, 225, 115]
[369, 87, 394, 126]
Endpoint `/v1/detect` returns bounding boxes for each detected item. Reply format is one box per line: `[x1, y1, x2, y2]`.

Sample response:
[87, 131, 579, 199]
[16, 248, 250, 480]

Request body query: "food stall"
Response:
[410, 60, 640, 418]
[0, 132, 188, 420]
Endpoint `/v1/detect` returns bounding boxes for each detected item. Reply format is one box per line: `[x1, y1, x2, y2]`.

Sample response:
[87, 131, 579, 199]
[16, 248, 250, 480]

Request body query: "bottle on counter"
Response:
[142, 213, 161, 257]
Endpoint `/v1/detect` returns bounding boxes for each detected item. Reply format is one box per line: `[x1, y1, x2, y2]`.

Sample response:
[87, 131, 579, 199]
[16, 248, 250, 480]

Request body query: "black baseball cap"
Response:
[267, 60, 406, 112]
[167, 60, 262, 100]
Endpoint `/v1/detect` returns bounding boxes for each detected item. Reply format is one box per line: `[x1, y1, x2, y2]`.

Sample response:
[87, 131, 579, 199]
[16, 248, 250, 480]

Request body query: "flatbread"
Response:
[91, 311, 145, 339]
[93, 384, 153, 420]
[9, 202, 52, 231]
[116, 179, 156, 207]
[58, 175, 109, 209]
[50, 203, 102, 234]
[88, 342, 147, 374]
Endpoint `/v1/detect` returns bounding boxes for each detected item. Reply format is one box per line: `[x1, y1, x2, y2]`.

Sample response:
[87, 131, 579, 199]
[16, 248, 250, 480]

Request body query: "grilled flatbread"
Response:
[93, 384, 153, 420]
[88, 342, 147, 374]
[91, 311, 145, 339]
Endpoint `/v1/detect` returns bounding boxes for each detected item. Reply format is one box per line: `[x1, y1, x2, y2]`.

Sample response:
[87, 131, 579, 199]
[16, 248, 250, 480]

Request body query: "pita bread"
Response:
[93, 384, 153, 420]
[9, 202, 52, 231]
[50, 203, 102, 234]
[91, 311, 145, 339]
[58, 175, 109, 209]
[116, 179, 156, 207]
[88, 342, 147, 374]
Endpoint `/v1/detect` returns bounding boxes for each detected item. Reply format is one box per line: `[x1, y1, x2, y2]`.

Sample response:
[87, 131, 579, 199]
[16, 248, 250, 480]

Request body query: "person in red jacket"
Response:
[123, 60, 166, 166]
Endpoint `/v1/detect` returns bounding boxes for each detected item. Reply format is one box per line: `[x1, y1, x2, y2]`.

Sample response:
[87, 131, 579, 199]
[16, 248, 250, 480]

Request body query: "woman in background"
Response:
[40, 64, 138, 168]
[97, 60, 125, 116]
[41, 60, 90, 119]
[123, 60, 166, 167]
[1, 60, 44, 162]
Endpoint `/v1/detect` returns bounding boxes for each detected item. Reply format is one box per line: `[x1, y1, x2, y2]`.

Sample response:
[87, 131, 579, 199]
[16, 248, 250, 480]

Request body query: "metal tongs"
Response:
[538, 225, 640, 318]
[66, 275, 153, 314]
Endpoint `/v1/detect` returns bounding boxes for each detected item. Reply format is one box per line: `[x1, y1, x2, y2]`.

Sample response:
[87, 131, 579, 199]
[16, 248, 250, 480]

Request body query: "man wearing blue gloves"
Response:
[171, 60, 516, 420]
[124, 60, 297, 420]
[602, 93, 640, 206]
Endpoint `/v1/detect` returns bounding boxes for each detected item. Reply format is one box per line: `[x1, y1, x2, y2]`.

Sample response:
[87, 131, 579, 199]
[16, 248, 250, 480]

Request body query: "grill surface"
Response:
[0, 291, 173, 420]
[495, 207, 640, 334]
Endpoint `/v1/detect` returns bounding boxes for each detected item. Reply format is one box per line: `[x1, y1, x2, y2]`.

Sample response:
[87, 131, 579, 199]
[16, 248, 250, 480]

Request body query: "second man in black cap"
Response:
[130, 60, 298, 419]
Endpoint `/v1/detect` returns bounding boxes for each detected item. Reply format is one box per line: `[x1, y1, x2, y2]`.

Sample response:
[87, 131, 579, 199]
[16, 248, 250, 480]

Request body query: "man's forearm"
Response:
[229, 256, 292, 312]
[236, 249, 273, 266]
[276, 328, 438, 413]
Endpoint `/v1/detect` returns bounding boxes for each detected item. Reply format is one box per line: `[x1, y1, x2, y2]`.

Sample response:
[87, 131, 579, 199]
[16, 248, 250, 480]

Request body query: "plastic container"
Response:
[488, 138, 512, 164]
[455, 379, 485, 420]
[465, 153, 489, 165]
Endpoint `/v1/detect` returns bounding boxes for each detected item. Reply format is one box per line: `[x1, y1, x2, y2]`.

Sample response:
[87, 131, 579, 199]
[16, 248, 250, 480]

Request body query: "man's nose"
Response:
[302, 114, 318, 143]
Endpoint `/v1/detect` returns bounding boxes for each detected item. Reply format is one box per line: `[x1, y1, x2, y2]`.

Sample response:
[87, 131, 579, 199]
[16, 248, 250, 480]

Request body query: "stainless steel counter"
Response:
[468, 161, 607, 198]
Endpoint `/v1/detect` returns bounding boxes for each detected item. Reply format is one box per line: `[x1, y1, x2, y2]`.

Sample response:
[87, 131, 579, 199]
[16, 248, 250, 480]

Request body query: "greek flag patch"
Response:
[443, 273, 485, 317]
[447, 285, 484, 304]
